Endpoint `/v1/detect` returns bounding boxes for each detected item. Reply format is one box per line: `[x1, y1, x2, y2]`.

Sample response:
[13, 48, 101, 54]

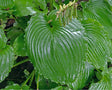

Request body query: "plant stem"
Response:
[22, 70, 35, 87]
[13, 59, 29, 68]
[29, 70, 35, 87]
[37, 74, 40, 90]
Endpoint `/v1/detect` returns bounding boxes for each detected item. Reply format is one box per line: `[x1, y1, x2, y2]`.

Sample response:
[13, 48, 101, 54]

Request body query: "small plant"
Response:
[0, 0, 112, 89]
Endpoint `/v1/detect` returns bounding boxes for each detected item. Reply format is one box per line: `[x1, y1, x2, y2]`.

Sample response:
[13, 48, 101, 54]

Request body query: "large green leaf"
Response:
[82, 0, 112, 39]
[0, 46, 14, 82]
[0, 28, 7, 48]
[0, 0, 14, 9]
[81, 19, 110, 70]
[25, 12, 87, 86]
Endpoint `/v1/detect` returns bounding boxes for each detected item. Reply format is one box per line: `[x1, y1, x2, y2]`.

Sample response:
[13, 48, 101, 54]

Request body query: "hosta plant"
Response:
[0, 0, 112, 90]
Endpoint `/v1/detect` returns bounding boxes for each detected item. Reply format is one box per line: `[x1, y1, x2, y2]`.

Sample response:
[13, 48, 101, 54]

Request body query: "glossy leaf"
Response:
[0, 0, 14, 9]
[0, 28, 7, 49]
[2, 84, 29, 90]
[0, 46, 14, 82]
[81, 19, 110, 70]
[82, 0, 112, 39]
[13, 34, 27, 56]
[25, 11, 111, 89]
[25, 12, 87, 86]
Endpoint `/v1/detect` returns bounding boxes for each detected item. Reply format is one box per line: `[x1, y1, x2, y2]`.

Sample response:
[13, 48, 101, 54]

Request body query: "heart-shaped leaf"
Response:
[25, 10, 111, 89]
[25, 12, 87, 85]
[81, 19, 110, 70]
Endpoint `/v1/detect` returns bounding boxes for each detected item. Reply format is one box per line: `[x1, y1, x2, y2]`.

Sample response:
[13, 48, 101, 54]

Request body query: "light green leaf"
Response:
[14, 0, 36, 16]
[0, 28, 7, 49]
[0, 0, 14, 9]
[25, 12, 87, 86]
[13, 34, 27, 56]
[82, 0, 112, 39]
[89, 71, 112, 90]
[2, 84, 29, 90]
[81, 19, 110, 70]
[0, 46, 14, 82]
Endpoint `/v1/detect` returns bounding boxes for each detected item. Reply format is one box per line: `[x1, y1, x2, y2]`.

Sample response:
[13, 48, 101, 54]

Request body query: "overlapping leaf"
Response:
[81, 19, 110, 70]
[0, 46, 14, 82]
[82, 0, 112, 39]
[25, 12, 87, 85]
[0, 0, 14, 9]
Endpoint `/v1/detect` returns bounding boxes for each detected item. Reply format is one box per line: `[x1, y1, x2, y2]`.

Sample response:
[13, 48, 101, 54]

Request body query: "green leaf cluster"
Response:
[1, 0, 112, 90]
